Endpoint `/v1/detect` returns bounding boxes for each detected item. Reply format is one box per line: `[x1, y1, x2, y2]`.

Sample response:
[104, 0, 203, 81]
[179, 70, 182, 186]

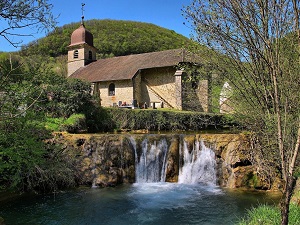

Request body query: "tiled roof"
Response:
[69, 24, 94, 47]
[70, 49, 196, 82]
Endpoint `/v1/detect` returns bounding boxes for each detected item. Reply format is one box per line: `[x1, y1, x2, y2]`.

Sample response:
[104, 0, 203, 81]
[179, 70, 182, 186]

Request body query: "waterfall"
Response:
[178, 140, 216, 185]
[130, 135, 216, 185]
[131, 136, 169, 183]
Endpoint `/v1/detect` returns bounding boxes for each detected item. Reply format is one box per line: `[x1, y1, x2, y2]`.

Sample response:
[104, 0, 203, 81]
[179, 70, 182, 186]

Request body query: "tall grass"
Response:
[45, 117, 64, 131]
[45, 114, 86, 133]
[238, 204, 300, 225]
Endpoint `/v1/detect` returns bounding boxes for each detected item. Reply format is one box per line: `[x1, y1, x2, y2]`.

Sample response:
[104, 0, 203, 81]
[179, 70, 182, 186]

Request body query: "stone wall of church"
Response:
[98, 80, 134, 107]
[140, 67, 178, 109]
[68, 45, 96, 76]
[133, 72, 142, 104]
[197, 80, 208, 112]
[68, 48, 86, 76]
[96, 67, 208, 111]
[181, 76, 209, 112]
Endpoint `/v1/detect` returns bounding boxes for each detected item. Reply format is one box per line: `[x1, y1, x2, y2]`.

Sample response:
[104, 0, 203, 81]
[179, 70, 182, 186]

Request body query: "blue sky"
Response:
[0, 0, 193, 52]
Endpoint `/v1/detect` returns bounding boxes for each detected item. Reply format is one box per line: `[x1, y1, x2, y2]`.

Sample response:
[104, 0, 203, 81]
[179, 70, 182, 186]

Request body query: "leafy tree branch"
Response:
[0, 0, 56, 47]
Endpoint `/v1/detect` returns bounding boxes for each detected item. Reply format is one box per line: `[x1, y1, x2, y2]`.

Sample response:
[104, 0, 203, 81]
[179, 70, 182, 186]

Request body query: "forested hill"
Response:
[20, 19, 192, 58]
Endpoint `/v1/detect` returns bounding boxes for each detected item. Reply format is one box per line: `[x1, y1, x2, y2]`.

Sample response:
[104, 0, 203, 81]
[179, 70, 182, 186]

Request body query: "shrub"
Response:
[45, 117, 65, 131]
[105, 108, 232, 131]
[61, 114, 86, 133]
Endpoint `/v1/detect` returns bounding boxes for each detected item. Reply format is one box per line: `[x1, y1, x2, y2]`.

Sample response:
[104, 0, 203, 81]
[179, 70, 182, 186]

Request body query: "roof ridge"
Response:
[70, 48, 193, 82]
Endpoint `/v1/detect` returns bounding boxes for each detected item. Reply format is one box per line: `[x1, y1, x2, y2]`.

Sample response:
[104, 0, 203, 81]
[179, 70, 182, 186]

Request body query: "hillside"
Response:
[20, 19, 192, 58]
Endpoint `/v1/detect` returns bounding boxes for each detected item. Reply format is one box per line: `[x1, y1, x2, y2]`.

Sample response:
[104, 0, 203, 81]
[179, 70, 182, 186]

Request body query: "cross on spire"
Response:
[81, 3, 85, 25]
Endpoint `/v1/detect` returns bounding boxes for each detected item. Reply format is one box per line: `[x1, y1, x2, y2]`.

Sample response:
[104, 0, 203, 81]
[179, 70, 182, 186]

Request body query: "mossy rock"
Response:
[243, 171, 262, 189]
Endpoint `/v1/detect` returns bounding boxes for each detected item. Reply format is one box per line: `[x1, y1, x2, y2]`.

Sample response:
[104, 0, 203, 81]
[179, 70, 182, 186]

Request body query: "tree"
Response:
[0, 55, 91, 192]
[0, 0, 56, 47]
[183, 1, 299, 224]
[0, 1, 82, 192]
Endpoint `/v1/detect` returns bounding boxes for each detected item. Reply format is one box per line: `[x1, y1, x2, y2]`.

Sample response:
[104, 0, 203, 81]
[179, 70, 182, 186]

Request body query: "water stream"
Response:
[0, 184, 280, 225]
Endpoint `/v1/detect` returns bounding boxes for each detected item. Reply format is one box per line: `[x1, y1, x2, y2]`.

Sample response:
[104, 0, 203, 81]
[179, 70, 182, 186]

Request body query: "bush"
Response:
[84, 104, 116, 132]
[61, 114, 86, 133]
[45, 117, 65, 131]
[105, 108, 232, 131]
[0, 117, 48, 191]
[0, 115, 79, 192]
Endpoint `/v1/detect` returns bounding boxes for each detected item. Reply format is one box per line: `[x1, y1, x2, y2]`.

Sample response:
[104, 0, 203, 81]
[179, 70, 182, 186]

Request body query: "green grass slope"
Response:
[20, 19, 192, 58]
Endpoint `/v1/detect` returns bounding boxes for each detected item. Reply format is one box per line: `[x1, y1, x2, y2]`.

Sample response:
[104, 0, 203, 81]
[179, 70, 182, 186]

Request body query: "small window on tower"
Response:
[89, 51, 93, 60]
[74, 50, 79, 59]
[108, 83, 115, 96]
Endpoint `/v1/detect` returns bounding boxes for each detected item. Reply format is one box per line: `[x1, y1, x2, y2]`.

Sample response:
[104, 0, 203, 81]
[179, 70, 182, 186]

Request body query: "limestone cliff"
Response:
[52, 132, 279, 189]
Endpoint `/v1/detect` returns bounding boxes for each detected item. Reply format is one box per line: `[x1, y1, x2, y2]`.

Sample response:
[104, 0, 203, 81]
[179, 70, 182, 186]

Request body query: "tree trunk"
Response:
[281, 175, 296, 225]
[281, 121, 300, 225]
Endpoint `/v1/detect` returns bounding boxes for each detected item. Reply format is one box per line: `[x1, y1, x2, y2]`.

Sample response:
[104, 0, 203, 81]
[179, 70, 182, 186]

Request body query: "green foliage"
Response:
[84, 104, 116, 133]
[179, 56, 225, 113]
[86, 107, 226, 132]
[20, 19, 192, 57]
[45, 117, 64, 131]
[0, 116, 49, 191]
[61, 114, 86, 133]
[38, 77, 92, 118]
[26, 138, 78, 192]
[0, 55, 93, 119]
[238, 205, 280, 225]
[0, 55, 96, 192]
[243, 172, 259, 189]
[0, 113, 80, 192]
[105, 108, 231, 131]
[295, 167, 300, 178]
[238, 204, 300, 225]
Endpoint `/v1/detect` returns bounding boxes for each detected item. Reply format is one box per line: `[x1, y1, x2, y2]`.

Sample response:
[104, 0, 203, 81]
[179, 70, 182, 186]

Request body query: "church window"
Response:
[74, 50, 79, 59]
[89, 51, 93, 60]
[108, 83, 115, 96]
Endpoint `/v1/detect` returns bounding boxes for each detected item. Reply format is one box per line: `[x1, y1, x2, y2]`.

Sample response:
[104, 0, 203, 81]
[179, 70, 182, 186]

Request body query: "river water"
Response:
[0, 183, 280, 225]
[0, 139, 280, 224]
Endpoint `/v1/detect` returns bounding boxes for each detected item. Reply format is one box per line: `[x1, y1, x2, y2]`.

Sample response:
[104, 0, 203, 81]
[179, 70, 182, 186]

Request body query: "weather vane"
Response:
[81, 3, 85, 24]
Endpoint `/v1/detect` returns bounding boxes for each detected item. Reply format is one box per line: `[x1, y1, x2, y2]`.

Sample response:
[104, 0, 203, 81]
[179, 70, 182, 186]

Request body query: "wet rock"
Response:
[53, 132, 277, 190]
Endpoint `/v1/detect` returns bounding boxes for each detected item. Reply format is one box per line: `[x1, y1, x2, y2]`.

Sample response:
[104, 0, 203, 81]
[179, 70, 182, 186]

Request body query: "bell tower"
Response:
[67, 3, 97, 76]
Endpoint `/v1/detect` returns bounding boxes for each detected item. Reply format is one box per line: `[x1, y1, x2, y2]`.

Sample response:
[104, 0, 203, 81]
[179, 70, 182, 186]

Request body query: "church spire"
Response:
[81, 3, 85, 25]
[67, 2, 97, 77]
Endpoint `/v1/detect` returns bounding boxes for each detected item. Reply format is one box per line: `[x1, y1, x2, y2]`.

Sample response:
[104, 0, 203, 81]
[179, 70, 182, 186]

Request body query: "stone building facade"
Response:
[68, 23, 209, 111]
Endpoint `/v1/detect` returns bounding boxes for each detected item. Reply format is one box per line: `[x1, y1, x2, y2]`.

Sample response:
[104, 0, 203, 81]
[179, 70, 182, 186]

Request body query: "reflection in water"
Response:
[0, 184, 280, 225]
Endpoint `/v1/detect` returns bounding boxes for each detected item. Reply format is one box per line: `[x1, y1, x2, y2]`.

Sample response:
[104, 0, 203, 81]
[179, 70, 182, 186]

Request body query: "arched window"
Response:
[108, 83, 115, 96]
[73, 50, 79, 59]
[89, 50, 93, 60]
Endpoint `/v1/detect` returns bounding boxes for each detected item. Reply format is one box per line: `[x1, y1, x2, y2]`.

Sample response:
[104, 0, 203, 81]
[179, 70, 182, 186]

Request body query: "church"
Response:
[67, 21, 210, 111]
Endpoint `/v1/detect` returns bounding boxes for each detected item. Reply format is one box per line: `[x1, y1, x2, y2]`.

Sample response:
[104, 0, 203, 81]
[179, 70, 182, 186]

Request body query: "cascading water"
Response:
[178, 140, 216, 185]
[131, 136, 169, 183]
